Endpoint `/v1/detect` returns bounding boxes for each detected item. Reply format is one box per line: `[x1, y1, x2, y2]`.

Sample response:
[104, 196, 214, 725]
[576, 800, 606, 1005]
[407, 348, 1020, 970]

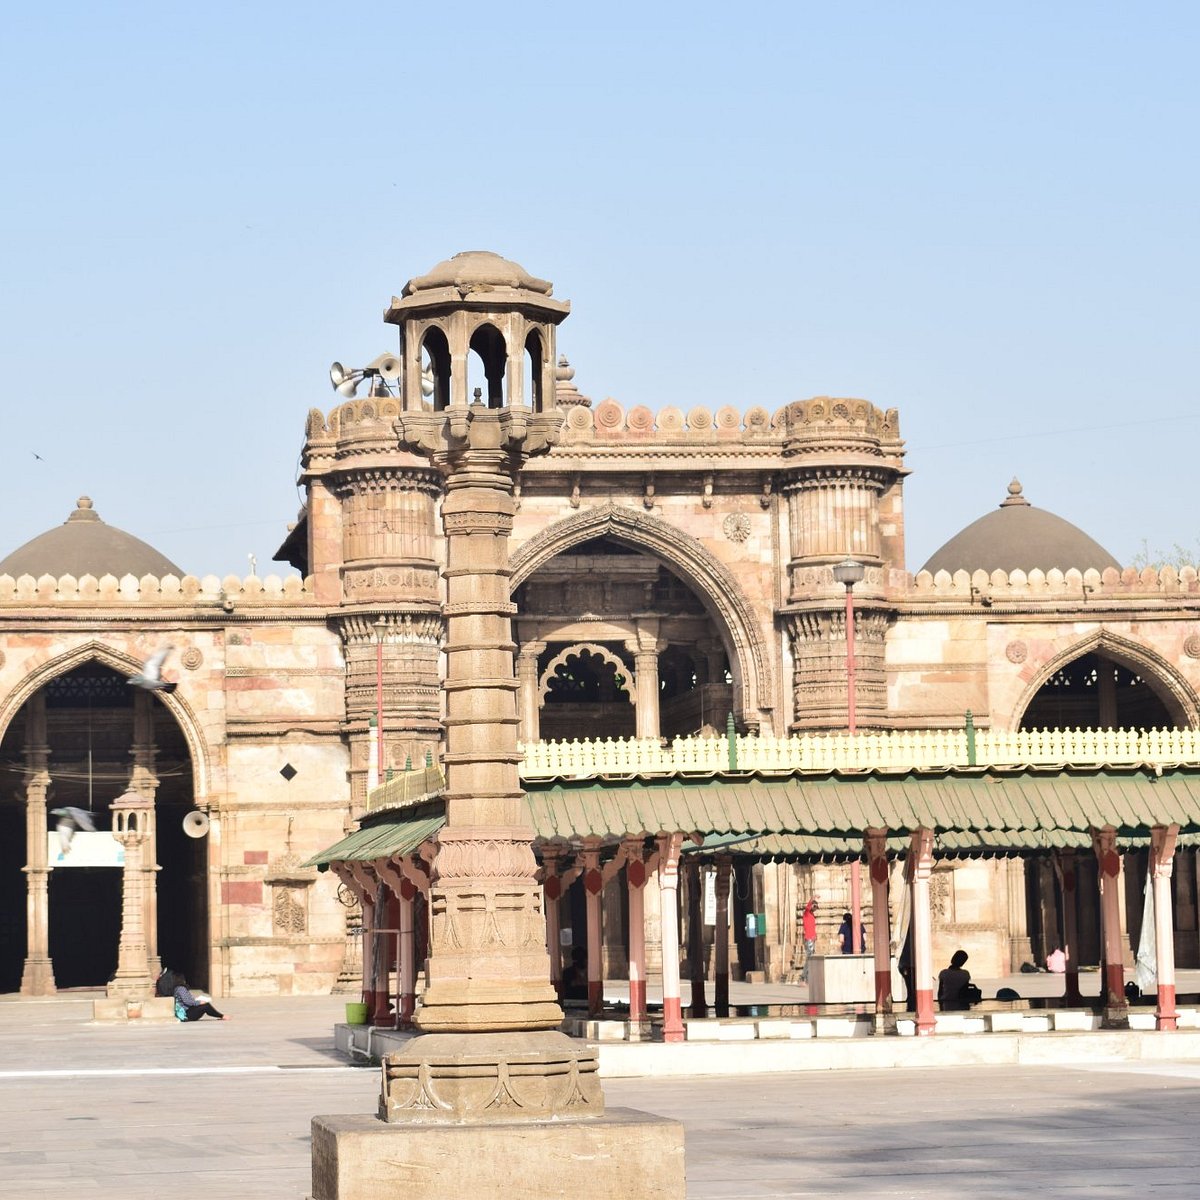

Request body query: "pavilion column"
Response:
[373, 856, 420, 1030]
[1006, 857, 1032, 972]
[130, 691, 161, 981]
[865, 829, 892, 1024]
[1092, 825, 1128, 1025]
[107, 792, 154, 998]
[342, 862, 386, 1022]
[20, 694, 54, 996]
[516, 641, 544, 746]
[658, 832, 685, 1043]
[908, 828, 936, 1036]
[540, 848, 564, 996]
[1055, 850, 1083, 1005]
[629, 625, 661, 740]
[581, 840, 605, 1017]
[686, 856, 708, 1018]
[624, 838, 656, 1037]
[1150, 824, 1180, 1031]
[714, 853, 732, 1017]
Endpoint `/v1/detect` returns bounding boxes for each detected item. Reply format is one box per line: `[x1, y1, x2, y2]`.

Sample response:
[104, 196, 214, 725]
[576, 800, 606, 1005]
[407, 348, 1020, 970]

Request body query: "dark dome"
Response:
[921, 480, 1121, 576]
[0, 497, 183, 579]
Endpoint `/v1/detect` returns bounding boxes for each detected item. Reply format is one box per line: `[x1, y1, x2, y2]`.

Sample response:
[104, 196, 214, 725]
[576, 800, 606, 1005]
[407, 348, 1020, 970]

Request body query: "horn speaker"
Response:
[182, 810, 210, 839]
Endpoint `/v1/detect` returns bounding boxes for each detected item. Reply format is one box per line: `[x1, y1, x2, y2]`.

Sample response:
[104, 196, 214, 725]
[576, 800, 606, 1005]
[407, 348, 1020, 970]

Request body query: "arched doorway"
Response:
[0, 659, 206, 993]
[1019, 652, 1175, 731]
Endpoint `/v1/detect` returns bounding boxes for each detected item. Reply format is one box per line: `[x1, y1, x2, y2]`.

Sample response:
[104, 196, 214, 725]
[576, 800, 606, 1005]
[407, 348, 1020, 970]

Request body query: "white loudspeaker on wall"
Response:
[182, 810, 210, 839]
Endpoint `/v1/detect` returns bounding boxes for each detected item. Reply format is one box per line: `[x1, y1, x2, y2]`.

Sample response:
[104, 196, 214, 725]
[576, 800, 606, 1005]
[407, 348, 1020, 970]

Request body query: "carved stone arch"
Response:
[1012, 629, 1199, 730]
[511, 503, 772, 727]
[0, 640, 213, 799]
[539, 642, 634, 705]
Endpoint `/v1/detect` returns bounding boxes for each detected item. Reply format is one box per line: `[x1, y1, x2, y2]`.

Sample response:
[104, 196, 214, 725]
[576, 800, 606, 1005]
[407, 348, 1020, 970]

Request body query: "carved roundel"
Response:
[723, 512, 751, 543]
[1005, 640, 1028, 664]
[1185, 635, 1200, 660]
[181, 647, 204, 671]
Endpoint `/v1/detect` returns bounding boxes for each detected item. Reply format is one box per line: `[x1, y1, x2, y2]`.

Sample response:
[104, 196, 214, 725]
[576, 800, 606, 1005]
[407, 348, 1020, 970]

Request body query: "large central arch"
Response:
[511, 503, 773, 727]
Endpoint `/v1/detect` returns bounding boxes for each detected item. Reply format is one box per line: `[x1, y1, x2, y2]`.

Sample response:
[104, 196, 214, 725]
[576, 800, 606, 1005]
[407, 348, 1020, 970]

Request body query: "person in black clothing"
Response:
[937, 949, 975, 1011]
[173, 976, 228, 1021]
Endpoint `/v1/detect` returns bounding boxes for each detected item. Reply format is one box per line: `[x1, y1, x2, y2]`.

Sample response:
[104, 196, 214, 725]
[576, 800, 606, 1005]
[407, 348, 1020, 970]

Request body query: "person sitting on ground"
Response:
[173, 976, 228, 1022]
[937, 949, 976, 1011]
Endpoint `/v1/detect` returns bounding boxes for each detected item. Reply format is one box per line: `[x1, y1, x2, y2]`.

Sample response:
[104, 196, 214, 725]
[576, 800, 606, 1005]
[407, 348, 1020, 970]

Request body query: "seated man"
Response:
[937, 949, 978, 1011]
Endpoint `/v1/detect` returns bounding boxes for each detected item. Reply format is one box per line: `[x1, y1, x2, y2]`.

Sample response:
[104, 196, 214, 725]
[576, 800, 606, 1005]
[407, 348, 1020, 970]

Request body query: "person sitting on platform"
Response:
[173, 977, 228, 1022]
[937, 949, 979, 1011]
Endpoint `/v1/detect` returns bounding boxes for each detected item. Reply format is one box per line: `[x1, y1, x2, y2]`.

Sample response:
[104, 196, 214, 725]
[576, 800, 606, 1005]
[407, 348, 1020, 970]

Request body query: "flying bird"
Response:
[50, 806, 96, 856]
[127, 646, 178, 694]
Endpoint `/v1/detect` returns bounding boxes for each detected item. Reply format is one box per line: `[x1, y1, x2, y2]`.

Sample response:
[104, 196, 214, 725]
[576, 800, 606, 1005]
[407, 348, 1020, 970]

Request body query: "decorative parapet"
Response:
[909, 565, 1200, 600]
[555, 398, 783, 443]
[518, 726, 1200, 778]
[0, 573, 317, 607]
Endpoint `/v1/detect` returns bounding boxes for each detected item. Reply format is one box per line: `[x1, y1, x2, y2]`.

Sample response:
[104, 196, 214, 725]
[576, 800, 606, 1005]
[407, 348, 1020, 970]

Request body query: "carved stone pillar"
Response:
[380, 403, 603, 1123]
[628, 623, 661, 740]
[107, 791, 154, 998]
[20, 694, 54, 996]
[130, 691, 161, 980]
[516, 641, 544, 746]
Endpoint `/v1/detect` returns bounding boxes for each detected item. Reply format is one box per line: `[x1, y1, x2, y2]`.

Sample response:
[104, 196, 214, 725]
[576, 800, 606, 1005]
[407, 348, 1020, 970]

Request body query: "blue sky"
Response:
[1, 2, 1195, 577]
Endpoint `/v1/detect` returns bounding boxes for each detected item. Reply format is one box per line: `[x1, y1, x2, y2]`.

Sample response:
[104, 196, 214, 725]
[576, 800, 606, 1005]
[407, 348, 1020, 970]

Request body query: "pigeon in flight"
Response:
[127, 646, 178, 694]
[50, 806, 96, 856]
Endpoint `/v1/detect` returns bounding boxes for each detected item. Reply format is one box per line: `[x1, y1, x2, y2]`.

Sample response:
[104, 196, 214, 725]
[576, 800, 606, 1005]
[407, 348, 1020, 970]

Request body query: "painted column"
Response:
[107, 791, 154, 998]
[1092, 825, 1128, 1025]
[658, 832, 685, 1043]
[373, 856, 415, 1030]
[581, 841, 604, 1017]
[516, 641, 544, 746]
[865, 829, 892, 1021]
[20, 693, 54, 996]
[1055, 850, 1083, 1005]
[624, 838, 653, 1035]
[540, 848, 563, 995]
[1150, 824, 1180, 1031]
[343, 862, 383, 1021]
[909, 828, 936, 1036]
[714, 853, 732, 1017]
[685, 856, 708, 1018]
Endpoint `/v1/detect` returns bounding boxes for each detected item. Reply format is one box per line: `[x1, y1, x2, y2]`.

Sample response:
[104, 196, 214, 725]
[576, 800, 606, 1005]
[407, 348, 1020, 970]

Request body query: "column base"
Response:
[380, 1031, 603, 1123]
[20, 957, 56, 996]
[106, 973, 152, 999]
[312, 1107, 685, 1200]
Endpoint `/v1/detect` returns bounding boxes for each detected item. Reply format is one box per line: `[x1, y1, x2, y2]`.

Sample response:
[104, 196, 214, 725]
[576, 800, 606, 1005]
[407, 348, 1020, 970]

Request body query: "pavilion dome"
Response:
[920, 479, 1121, 576]
[0, 497, 183, 579]
[402, 250, 553, 297]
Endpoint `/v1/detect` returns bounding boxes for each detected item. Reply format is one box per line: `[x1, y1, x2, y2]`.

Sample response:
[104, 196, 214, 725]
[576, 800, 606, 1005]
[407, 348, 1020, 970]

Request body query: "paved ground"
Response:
[4, 992, 1200, 1198]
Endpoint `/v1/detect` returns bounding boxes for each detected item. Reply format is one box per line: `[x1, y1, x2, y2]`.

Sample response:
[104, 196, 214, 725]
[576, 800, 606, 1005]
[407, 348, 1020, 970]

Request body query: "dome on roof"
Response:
[0, 497, 183, 579]
[402, 251, 553, 297]
[920, 479, 1121, 576]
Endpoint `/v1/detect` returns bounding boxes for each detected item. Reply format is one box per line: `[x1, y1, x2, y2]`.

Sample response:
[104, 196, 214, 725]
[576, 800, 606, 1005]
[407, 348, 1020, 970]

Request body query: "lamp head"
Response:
[832, 559, 866, 588]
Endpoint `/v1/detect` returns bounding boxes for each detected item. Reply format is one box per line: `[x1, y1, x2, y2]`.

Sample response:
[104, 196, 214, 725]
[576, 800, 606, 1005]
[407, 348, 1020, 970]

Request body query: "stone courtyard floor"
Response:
[4, 991, 1200, 1198]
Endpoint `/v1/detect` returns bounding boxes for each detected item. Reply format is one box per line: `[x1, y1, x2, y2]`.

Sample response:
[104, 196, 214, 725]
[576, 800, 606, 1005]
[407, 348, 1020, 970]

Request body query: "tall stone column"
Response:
[1055, 850, 1083, 1005]
[1006, 858, 1032, 971]
[381, 404, 602, 1119]
[909, 828, 936, 1036]
[20, 694, 55, 996]
[685, 857, 708, 1016]
[865, 829, 892, 1024]
[516, 641, 544, 745]
[107, 791, 154, 998]
[628, 624, 661, 739]
[658, 832, 685, 1043]
[130, 691, 161, 980]
[713, 854, 732, 1017]
[1150, 825, 1179, 1031]
[1092, 825, 1128, 1026]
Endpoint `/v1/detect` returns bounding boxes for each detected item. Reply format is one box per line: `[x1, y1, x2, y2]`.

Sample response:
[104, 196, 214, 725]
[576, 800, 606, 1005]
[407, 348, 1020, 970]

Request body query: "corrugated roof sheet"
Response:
[302, 811, 445, 868]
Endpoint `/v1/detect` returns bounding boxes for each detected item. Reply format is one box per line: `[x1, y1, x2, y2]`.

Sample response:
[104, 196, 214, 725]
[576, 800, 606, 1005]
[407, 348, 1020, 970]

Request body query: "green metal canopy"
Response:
[303, 809, 445, 869]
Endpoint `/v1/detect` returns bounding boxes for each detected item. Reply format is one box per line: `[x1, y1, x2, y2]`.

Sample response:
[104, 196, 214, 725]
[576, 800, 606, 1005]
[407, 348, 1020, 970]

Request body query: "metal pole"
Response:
[375, 622, 385, 778]
[846, 582, 863, 950]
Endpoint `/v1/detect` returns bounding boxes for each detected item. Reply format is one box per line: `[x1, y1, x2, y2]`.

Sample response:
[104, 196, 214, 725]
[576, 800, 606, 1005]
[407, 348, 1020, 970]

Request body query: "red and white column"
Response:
[714, 854, 732, 1018]
[658, 833, 685, 1043]
[1092, 825, 1128, 1024]
[581, 841, 604, 1018]
[909, 829, 936, 1036]
[1151, 824, 1180, 1031]
[865, 829, 892, 1021]
[541, 848, 564, 997]
[624, 838, 655, 1035]
[1055, 850, 1083, 1006]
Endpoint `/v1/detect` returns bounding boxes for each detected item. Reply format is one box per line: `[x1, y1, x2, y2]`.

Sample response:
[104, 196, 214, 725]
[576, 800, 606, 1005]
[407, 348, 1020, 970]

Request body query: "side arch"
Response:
[539, 642, 633, 705]
[1011, 629, 1199, 730]
[0, 640, 213, 800]
[511, 503, 773, 727]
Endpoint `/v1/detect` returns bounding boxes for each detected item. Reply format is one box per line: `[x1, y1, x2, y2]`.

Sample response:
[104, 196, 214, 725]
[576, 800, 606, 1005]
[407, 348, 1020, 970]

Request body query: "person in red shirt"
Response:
[801, 898, 819, 982]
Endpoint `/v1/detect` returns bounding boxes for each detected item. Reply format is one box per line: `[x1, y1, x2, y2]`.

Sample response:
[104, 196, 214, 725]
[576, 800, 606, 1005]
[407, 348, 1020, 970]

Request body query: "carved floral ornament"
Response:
[1006, 640, 1029, 664]
[1185, 635, 1200, 660]
[181, 647, 203, 671]
[722, 512, 751, 543]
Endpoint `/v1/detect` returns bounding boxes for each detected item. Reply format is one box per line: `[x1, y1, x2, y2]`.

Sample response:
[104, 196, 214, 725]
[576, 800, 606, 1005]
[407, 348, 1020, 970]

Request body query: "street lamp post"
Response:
[832, 559, 866, 952]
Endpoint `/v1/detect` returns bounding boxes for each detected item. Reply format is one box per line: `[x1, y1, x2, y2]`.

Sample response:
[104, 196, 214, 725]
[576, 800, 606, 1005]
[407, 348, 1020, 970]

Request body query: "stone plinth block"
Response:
[311, 1108, 685, 1200]
[380, 1032, 603, 1122]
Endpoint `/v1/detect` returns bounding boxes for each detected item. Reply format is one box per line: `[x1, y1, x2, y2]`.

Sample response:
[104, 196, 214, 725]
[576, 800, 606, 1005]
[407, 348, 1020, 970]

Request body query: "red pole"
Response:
[846, 583, 863, 952]
[376, 631, 384, 777]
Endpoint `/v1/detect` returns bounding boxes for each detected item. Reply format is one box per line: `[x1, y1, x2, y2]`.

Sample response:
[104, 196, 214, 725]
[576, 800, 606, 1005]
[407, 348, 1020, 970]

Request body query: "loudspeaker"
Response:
[182, 810, 210, 839]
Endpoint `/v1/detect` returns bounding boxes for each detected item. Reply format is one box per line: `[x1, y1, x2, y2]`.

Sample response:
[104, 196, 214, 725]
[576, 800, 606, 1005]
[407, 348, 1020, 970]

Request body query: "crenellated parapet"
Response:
[908, 564, 1200, 603]
[0, 573, 317, 608]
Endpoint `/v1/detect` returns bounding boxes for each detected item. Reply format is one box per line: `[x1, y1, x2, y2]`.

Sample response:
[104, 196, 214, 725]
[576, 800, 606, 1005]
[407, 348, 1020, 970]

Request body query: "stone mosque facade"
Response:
[2, 250, 1199, 999]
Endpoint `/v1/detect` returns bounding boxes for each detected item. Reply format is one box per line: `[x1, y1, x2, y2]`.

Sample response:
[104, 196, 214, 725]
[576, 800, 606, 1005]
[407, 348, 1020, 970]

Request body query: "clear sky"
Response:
[2, 2, 1195, 578]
